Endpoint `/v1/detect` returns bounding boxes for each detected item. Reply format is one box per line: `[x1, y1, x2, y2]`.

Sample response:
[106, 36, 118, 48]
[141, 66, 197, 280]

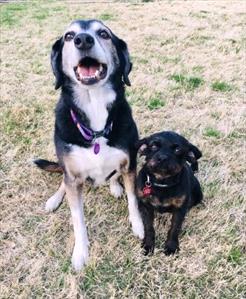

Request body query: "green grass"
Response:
[147, 94, 166, 110]
[211, 81, 233, 92]
[99, 13, 115, 21]
[228, 247, 243, 265]
[170, 73, 204, 90]
[203, 181, 220, 199]
[0, 3, 27, 26]
[203, 127, 221, 138]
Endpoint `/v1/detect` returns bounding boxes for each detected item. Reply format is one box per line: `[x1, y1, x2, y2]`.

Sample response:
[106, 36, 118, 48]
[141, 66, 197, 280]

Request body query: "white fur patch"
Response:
[65, 141, 128, 186]
[45, 181, 65, 212]
[110, 179, 123, 198]
[72, 242, 89, 272]
[127, 194, 144, 239]
[73, 83, 116, 131]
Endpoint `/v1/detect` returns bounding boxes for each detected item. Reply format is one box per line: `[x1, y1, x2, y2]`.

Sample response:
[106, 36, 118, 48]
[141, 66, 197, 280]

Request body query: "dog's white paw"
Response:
[71, 245, 89, 272]
[110, 181, 123, 198]
[130, 214, 144, 240]
[45, 193, 63, 212]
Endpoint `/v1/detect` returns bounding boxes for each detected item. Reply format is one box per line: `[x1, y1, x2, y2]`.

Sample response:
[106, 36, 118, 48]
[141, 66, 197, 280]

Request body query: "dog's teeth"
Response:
[95, 70, 100, 79]
[99, 64, 103, 72]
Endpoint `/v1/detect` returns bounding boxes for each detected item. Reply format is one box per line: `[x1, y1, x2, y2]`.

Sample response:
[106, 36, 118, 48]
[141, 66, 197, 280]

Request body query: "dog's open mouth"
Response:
[74, 57, 107, 85]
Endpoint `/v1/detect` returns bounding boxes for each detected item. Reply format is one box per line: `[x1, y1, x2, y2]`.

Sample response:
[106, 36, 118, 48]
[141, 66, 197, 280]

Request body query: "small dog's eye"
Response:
[174, 146, 182, 155]
[150, 142, 160, 151]
[98, 30, 110, 39]
[65, 31, 75, 41]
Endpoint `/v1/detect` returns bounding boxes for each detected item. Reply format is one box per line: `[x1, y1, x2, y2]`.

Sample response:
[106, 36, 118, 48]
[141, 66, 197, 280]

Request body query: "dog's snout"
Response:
[74, 33, 94, 50]
[157, 154, 168, 163]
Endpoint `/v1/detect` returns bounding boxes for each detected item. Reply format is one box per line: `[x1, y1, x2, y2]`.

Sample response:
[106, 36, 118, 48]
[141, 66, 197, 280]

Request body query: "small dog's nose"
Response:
[157, 154, 168, 163]
[74, 33, 94, 50]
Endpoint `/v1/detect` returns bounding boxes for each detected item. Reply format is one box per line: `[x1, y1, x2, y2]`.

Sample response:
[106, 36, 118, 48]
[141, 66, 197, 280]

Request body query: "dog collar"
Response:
[143, 173, 181, 197]
[70, 109, 113, 154]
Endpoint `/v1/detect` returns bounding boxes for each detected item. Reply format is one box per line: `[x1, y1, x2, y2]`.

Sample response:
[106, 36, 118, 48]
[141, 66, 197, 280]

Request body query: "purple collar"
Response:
[70, 109, 113, 154]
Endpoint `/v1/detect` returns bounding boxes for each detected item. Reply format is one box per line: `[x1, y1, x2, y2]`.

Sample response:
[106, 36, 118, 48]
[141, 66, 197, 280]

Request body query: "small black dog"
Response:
[136, 131, 203, 255]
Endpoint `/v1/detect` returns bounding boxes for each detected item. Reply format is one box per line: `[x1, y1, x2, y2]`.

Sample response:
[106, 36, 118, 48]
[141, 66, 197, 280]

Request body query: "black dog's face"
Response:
[137, 131, 202, 178]
[51, 19, 132, 89]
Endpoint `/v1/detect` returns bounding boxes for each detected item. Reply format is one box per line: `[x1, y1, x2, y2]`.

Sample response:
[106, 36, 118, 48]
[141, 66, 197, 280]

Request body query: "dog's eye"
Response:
[65, 31, 75, 41]
[150, 142, 160, 151]
[173, 145, 182, 155]
[98, 30, 110, 39]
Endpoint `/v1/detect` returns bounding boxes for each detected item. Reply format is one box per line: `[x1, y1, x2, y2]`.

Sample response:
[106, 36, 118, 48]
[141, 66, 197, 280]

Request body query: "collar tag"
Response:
[94, 142, 100, 154]
[143, 186, 152, 197]
[143, 175, 152, 196]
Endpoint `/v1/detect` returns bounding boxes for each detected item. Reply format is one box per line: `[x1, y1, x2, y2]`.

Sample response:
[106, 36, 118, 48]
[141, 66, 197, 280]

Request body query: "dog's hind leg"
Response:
[45, 179, 65, 212]
[110, 174, 123, 198]
[123, 171, 144, 240]
[65, 177, 89, 271]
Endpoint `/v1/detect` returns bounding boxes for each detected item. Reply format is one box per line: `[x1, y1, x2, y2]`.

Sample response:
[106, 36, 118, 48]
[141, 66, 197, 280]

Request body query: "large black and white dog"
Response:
[35, 20, 144, 271]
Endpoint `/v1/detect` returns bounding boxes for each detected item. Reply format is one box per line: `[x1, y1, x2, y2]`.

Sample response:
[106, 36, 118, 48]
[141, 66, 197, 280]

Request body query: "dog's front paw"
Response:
[141, 239, 155, 255]
[110, 181, 123, 198]
[130, 214, 144, 239]
[71, 245, 89, 272]
[164, 240, 179, 256]
[45, 193, 63, 212]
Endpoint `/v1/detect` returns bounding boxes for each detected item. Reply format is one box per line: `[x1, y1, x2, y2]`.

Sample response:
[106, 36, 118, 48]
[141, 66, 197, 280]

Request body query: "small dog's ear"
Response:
[51, 37, 64, 90]
[186, 143, 202, 172]
[135, 138, 148, 156]
[114, 37, 132, 86]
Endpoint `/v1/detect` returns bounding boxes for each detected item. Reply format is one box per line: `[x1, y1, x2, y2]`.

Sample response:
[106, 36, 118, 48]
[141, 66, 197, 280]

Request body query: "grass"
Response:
[1, 1, 245, 299]
[211, 80, 233, 92]
[203, 127, 221, 138]
[0, 2, 27, 26]
[99, 13, 115, 21]
[170, 73, 204, 91]
[228, 247, 243, 265]
[147, 93, 166, 110]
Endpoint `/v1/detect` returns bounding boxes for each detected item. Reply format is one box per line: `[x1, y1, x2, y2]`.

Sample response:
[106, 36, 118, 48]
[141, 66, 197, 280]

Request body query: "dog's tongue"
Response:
[78, 65, 99, 77]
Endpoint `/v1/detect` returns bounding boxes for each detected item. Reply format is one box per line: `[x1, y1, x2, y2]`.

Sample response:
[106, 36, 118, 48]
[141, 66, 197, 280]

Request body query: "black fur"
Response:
[136, 131, 203, 255]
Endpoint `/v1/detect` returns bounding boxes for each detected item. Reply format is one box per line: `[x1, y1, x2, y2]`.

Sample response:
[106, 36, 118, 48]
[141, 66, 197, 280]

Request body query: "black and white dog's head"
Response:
[51, 19, 132, 89]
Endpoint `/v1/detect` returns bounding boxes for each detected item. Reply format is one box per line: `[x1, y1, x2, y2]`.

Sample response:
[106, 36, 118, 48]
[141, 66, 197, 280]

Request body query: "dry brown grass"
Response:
[1, 1, 245, 298]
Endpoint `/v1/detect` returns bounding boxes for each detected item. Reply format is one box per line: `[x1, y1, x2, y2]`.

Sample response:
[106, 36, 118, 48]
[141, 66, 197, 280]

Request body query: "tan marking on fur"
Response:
[44, 164, 63, 173]
[137, 188, 144, 198]
[123, 171, 135, 193]
[120, 158, 130, 174]
[170, 195, 186, 208]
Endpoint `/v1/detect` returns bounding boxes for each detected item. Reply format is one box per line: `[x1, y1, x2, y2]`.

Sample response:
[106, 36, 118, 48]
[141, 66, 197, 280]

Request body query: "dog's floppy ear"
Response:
[135, 138, 148, 156]
[115, 37, 132, 86]
[186, 143, 202, 172]
[51, 37, 64, 90]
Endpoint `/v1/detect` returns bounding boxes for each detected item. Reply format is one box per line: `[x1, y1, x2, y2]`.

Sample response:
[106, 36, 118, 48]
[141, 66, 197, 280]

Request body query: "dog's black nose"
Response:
[157, 154, 168, 163]
[74, 33, 94, 50]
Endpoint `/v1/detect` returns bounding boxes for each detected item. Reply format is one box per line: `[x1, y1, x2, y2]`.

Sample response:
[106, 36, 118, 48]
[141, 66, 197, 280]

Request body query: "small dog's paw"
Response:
[45, 194, 63, 212]
[130, 214, 144, 239]
[71, 245, 89, 272]
[141, 240, 154, 255]
[110, 181, 123, 198]
[164, 241, 179, 256]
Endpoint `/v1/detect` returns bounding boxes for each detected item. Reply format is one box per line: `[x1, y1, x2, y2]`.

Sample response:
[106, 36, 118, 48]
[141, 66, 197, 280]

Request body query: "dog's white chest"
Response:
[66, 139, 128, 185]
[74, 84, 116, 131]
